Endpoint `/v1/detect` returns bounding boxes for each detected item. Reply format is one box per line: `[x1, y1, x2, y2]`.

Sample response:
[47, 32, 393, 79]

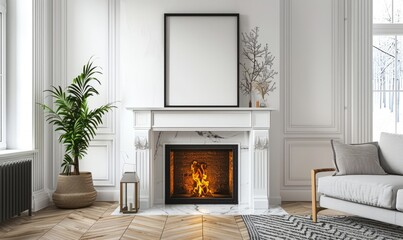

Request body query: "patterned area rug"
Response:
[242, 215, 403, 240]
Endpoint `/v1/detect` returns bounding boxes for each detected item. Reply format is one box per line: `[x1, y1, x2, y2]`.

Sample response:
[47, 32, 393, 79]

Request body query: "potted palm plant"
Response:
[41, 59, 115, 208]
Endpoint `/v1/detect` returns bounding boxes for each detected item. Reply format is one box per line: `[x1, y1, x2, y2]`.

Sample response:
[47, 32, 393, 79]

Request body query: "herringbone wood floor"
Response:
[0, 202, 343, 240]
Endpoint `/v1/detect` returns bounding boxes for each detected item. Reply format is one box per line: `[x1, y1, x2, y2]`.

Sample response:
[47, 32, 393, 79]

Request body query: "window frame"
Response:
[0, 5, 5, 150]
[372, 29, 403, 136]
[372, 0, 403, 138]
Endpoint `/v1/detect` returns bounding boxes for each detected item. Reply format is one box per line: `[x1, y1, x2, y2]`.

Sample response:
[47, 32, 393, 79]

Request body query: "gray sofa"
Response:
[312, 132, 403, 226]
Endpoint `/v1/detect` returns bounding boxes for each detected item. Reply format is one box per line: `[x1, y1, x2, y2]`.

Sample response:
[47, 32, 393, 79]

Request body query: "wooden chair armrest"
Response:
[311, 167, 335, 222]
[311, 168, 336, 175]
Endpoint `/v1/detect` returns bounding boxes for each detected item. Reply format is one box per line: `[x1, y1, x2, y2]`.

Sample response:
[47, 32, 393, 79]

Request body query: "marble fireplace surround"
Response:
[129, 108, 272, 209]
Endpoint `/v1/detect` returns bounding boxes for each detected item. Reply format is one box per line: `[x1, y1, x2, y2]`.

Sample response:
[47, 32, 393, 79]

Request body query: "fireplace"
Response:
[131, 108, 271, 209]
[165, 144, 238, 204]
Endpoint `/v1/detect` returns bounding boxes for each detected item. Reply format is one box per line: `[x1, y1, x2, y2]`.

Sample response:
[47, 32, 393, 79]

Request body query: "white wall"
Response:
[119, 0, 281, 201]
[50, 0, 351, 203]
[274, 0, 372, 201]
[274, 0, 345, 200]
[120, 0, 279, 109]
[6, 0, 33, 150]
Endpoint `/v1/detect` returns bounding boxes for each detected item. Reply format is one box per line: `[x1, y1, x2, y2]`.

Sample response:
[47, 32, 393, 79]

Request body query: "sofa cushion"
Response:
[379, 132, 403, 175]
[318, 175, 403, 209]
[331, 140, 386, 176]
[397, 189, 403, 212]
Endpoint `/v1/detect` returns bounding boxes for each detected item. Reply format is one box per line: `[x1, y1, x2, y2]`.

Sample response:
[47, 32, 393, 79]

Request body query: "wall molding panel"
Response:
[279, 0, 345, 201]
[284, 0, 344, 134]
[96, 0, 118, 135]
[284, 138, 336, 187]
[82, 139, 115, 186]
[52, 0, 119, 192]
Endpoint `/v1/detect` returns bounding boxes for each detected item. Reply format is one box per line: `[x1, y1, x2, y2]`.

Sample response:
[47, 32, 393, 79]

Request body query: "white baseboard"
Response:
[32, 189, 120, 210]
[32, 190, 51, 212]
[269, 196, 282, 206]
[280, 189, 311, 201]
[32, 189, 120, 208]
[96, 190, 120, 201]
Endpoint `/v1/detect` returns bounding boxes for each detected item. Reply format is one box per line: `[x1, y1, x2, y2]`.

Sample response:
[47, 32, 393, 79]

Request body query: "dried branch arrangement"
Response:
[240, 27, 277, 107]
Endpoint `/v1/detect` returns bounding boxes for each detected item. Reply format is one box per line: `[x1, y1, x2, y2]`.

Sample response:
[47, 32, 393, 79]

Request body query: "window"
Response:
[373, 0, 403, 140]
[0, 5, 5, 149]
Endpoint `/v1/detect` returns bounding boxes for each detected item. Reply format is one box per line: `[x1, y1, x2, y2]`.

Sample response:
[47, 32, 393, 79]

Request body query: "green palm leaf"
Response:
[40, 59, 116, 175]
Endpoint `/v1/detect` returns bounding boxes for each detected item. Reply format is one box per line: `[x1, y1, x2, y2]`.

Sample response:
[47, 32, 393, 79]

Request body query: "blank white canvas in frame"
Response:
[165, 16, 238, 106]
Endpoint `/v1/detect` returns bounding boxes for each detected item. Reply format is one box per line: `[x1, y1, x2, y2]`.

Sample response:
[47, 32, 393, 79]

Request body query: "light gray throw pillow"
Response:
[379, 132, 403, 175]
[331, 140, 387, 176]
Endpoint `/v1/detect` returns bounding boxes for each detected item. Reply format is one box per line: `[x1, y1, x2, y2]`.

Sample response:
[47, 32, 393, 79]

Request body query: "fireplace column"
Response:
[133, 111, 154, 209]
[250, 130, 270, 209]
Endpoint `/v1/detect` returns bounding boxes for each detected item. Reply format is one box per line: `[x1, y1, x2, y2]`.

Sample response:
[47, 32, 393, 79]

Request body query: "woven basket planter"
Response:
[52, 172, 97, 209]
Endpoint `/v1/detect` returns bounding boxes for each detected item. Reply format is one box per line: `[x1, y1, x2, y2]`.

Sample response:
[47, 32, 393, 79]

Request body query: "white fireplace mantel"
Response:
[128, 107, 273, 209]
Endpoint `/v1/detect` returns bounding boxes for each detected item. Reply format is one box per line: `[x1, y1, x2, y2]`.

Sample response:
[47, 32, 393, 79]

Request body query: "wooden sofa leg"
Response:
[310, 168, 335, 223]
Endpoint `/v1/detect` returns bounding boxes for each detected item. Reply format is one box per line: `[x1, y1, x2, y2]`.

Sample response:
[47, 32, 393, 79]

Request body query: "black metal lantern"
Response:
[120, 172, 140, 213]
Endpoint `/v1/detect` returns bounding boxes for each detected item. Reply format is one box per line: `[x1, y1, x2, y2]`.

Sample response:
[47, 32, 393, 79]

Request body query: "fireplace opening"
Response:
[165, 145, 238, 204]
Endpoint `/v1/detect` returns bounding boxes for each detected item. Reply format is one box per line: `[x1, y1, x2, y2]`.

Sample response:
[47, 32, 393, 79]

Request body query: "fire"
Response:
[191, 161, 212, 197]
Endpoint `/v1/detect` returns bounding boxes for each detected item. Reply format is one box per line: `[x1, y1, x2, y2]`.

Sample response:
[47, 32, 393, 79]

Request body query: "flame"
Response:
[191, 161, 212, 197]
